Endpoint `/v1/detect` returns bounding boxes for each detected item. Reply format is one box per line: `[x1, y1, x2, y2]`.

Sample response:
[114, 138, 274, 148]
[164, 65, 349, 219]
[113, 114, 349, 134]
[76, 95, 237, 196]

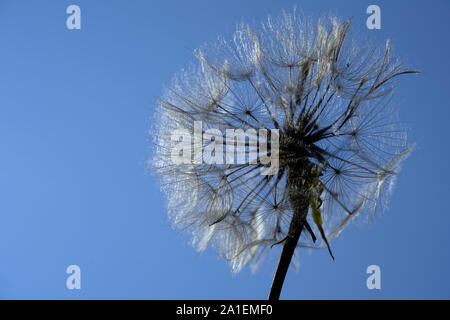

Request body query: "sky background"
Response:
[0, 0, 449, 299]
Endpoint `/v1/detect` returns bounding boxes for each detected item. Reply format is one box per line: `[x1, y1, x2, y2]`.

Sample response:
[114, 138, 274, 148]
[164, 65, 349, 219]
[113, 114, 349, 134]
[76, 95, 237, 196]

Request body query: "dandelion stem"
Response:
[269, 199, 308, 300]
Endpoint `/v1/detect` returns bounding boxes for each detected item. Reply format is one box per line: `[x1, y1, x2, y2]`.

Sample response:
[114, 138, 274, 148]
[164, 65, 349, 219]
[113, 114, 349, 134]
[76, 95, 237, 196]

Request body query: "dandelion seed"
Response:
[152, 9, 417, 300]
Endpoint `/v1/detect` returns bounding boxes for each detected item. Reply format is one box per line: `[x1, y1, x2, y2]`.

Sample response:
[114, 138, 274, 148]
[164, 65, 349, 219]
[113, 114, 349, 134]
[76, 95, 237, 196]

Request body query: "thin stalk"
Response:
[268, 192, 309, 300]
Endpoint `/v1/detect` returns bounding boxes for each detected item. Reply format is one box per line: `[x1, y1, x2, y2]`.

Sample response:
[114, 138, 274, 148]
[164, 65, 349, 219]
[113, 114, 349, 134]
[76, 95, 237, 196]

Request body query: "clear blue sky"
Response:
[0, 0, 448, 299]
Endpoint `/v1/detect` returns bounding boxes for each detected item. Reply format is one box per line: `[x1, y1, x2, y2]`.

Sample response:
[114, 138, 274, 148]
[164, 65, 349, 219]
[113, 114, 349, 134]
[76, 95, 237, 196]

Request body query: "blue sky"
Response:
[0, 0, 449, 299]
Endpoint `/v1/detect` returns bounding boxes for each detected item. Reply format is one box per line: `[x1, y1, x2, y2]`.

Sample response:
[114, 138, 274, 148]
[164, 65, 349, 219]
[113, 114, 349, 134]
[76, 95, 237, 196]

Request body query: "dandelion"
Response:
[152, 10, 417, 299]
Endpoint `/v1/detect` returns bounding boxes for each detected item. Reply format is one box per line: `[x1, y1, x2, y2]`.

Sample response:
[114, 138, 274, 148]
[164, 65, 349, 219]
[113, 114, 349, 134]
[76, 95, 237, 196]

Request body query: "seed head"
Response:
[152, 10, 417, 273]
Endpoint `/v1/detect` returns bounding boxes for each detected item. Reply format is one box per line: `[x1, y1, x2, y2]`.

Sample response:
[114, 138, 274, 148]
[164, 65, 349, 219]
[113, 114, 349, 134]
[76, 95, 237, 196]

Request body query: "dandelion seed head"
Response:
[152, 10, 416, 272]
